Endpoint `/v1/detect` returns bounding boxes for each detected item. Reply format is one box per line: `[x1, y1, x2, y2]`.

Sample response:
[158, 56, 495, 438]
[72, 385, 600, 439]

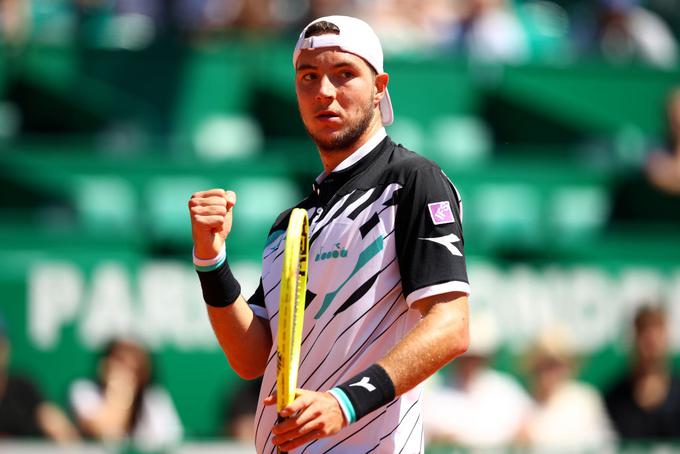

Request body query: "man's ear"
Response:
[374, 73, 389, 105]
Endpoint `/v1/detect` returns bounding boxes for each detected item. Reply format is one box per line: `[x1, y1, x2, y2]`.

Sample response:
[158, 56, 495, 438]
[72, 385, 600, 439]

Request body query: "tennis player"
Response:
[189, 15, 470, 453]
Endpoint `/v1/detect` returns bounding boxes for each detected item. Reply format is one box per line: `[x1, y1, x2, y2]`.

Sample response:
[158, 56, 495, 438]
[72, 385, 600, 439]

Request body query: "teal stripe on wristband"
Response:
[330, 387, 356, 423]
[194, 255, 226, 272]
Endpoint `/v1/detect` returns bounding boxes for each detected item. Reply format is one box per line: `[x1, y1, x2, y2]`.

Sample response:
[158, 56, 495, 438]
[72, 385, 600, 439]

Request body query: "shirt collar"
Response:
[314, 127, 387, 185]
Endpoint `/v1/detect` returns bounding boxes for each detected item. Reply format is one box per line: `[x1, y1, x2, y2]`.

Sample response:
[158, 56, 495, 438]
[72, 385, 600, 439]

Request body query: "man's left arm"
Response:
[378, 291, 468, 395]
[268, 293, 468, 451]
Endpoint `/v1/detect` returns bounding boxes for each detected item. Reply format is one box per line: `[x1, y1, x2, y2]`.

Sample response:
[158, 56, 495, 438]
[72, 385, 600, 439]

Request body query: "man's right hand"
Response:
[188, 189, 236, 259]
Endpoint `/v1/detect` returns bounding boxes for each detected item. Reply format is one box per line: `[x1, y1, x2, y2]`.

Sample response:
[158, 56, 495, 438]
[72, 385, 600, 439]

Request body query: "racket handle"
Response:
[276, 415, 288, 454]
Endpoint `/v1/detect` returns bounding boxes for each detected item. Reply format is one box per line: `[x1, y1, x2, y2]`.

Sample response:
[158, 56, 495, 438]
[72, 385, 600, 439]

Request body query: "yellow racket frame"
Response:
[276, 208, 309, 417]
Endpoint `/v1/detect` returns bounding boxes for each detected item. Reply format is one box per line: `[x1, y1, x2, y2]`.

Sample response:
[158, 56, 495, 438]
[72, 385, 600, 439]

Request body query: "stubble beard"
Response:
[304, 99, 375, 152]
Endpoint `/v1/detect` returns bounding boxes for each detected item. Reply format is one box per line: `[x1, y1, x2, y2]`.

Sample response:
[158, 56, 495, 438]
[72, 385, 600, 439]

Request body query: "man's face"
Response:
[635, 318, 668, 365]
[669, 93, 680, 138]
[0, 338, 8, 371]
[295, 47, 383, 151]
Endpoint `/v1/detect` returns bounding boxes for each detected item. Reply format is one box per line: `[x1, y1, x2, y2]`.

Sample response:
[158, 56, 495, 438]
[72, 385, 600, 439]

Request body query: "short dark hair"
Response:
[304, 20, 340, 38]
[634, 305, 666, 331]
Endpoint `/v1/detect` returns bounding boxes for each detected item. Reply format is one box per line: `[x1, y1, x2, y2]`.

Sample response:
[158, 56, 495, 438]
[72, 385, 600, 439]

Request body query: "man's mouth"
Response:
[316, 111, 340, 119]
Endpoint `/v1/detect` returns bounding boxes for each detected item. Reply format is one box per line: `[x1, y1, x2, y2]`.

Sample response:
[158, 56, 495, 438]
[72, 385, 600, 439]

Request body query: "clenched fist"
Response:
[188, 189, 236, 259]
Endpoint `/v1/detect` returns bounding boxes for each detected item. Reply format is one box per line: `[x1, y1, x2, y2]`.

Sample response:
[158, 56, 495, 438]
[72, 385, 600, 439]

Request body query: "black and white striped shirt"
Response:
[249, 128, 470, 453]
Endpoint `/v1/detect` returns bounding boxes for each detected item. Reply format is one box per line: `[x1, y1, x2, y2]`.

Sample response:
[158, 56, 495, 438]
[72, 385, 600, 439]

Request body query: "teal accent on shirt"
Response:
[314, 235, 384, 319]
[264, 230, 285, 252]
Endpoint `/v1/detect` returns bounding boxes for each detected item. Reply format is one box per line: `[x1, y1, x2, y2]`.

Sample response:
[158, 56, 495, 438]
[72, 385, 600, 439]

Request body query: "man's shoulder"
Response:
[381, 138, 444, 181]
[268, 207, 296, 233]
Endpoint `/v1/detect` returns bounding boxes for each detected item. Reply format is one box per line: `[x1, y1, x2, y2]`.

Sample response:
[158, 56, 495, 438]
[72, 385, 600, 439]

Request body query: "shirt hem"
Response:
[405, 281, 471, 306]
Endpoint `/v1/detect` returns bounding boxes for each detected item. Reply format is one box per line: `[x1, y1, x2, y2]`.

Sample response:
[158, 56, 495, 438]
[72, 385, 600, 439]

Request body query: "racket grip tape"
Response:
[275, 415, 288, 454]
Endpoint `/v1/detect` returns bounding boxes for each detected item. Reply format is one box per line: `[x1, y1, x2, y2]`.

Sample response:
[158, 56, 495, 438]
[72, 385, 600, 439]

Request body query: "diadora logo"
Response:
[315, 243, 348, 262]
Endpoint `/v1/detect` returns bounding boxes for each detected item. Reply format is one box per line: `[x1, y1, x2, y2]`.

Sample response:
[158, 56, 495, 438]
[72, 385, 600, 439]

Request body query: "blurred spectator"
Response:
[173, 0, 245, 34]
[646, 88, 680, 195]
[308, 0, 359, 19]
[0, 313, 79, 442]
[362, 0, 529, 60]
[575, 0, 678, 68]
[604, 305, 680, 440]
[0, 0, 29, 44]
[448, 0, 530, 63]
[423, 313, 532, 448]
[359, 0, 434, 53]
[69, 338, 182, 449]
[516, 328, 614, 451]
[222, 378, 261, 443]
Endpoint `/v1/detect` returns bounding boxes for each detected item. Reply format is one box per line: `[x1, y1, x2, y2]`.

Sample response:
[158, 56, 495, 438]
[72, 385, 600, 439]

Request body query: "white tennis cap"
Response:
[293, 16, 394, 126]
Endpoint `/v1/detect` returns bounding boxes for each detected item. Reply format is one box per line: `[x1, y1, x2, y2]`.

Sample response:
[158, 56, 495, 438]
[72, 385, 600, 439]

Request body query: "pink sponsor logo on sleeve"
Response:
[427, 201, 455, 225]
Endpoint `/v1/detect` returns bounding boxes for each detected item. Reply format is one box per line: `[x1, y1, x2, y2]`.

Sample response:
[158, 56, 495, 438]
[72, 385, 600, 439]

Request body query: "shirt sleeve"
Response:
[395, 165, 470, 306]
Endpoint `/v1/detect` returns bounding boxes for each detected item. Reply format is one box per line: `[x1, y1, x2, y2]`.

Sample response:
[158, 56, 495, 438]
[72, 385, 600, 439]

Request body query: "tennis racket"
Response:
[276, 208, 309, 453]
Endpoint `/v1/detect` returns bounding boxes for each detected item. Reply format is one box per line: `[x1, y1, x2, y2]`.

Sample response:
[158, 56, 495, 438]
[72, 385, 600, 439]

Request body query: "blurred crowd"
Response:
[646, 87, 680, 195]
[1, 1, 680, 452]
[2, 304, 678, 450]
[1, 0, 680, 67]
[0, 321, 182, 449]
[423, 304, 680, 451]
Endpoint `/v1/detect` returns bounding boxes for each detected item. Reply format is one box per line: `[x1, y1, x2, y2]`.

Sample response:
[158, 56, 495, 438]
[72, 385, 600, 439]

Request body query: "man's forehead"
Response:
[295, 46, 372, 71]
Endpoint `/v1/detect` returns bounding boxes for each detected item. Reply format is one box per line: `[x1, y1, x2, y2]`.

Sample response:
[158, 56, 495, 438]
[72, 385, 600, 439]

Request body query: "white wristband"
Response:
[193, 245, 226, 271]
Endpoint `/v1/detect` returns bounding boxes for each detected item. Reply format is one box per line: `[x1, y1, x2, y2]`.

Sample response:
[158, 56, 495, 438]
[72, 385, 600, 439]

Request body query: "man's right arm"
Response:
[189, 188, 272, 379]
[206, 298, 272, 380]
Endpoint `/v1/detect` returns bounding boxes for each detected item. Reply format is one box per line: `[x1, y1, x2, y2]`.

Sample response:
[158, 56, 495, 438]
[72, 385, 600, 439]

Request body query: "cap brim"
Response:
[380, 88, 394, 126]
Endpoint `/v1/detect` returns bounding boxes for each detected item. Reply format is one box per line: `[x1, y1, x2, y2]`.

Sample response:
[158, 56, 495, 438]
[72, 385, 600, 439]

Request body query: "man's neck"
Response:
[635, 359, 669, 377]
[318, 120, 383, 174]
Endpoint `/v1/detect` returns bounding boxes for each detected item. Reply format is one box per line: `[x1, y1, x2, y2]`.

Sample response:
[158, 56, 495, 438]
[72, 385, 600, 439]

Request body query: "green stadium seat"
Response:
[144, 176, 213, 245]
[471, 183, 543, 249]
[0, 102, 20, 139]
[173, 47, 249, 152]
[389, 116, 426, 155]
[193, 114, 263, 160]
[228, 177, 303, 253]
[430, 115, 492, 167]
[548, 186, 609, 244]
[75, 176, 137, 237]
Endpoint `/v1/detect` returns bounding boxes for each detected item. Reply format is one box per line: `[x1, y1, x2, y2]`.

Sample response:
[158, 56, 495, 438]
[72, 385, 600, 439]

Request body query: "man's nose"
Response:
[316, 75, 336, 100]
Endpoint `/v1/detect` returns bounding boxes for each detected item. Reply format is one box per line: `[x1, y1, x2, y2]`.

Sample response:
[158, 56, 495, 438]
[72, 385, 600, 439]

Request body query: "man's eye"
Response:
[302, 73, 317, 81]
[341, 71, 354, 78]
